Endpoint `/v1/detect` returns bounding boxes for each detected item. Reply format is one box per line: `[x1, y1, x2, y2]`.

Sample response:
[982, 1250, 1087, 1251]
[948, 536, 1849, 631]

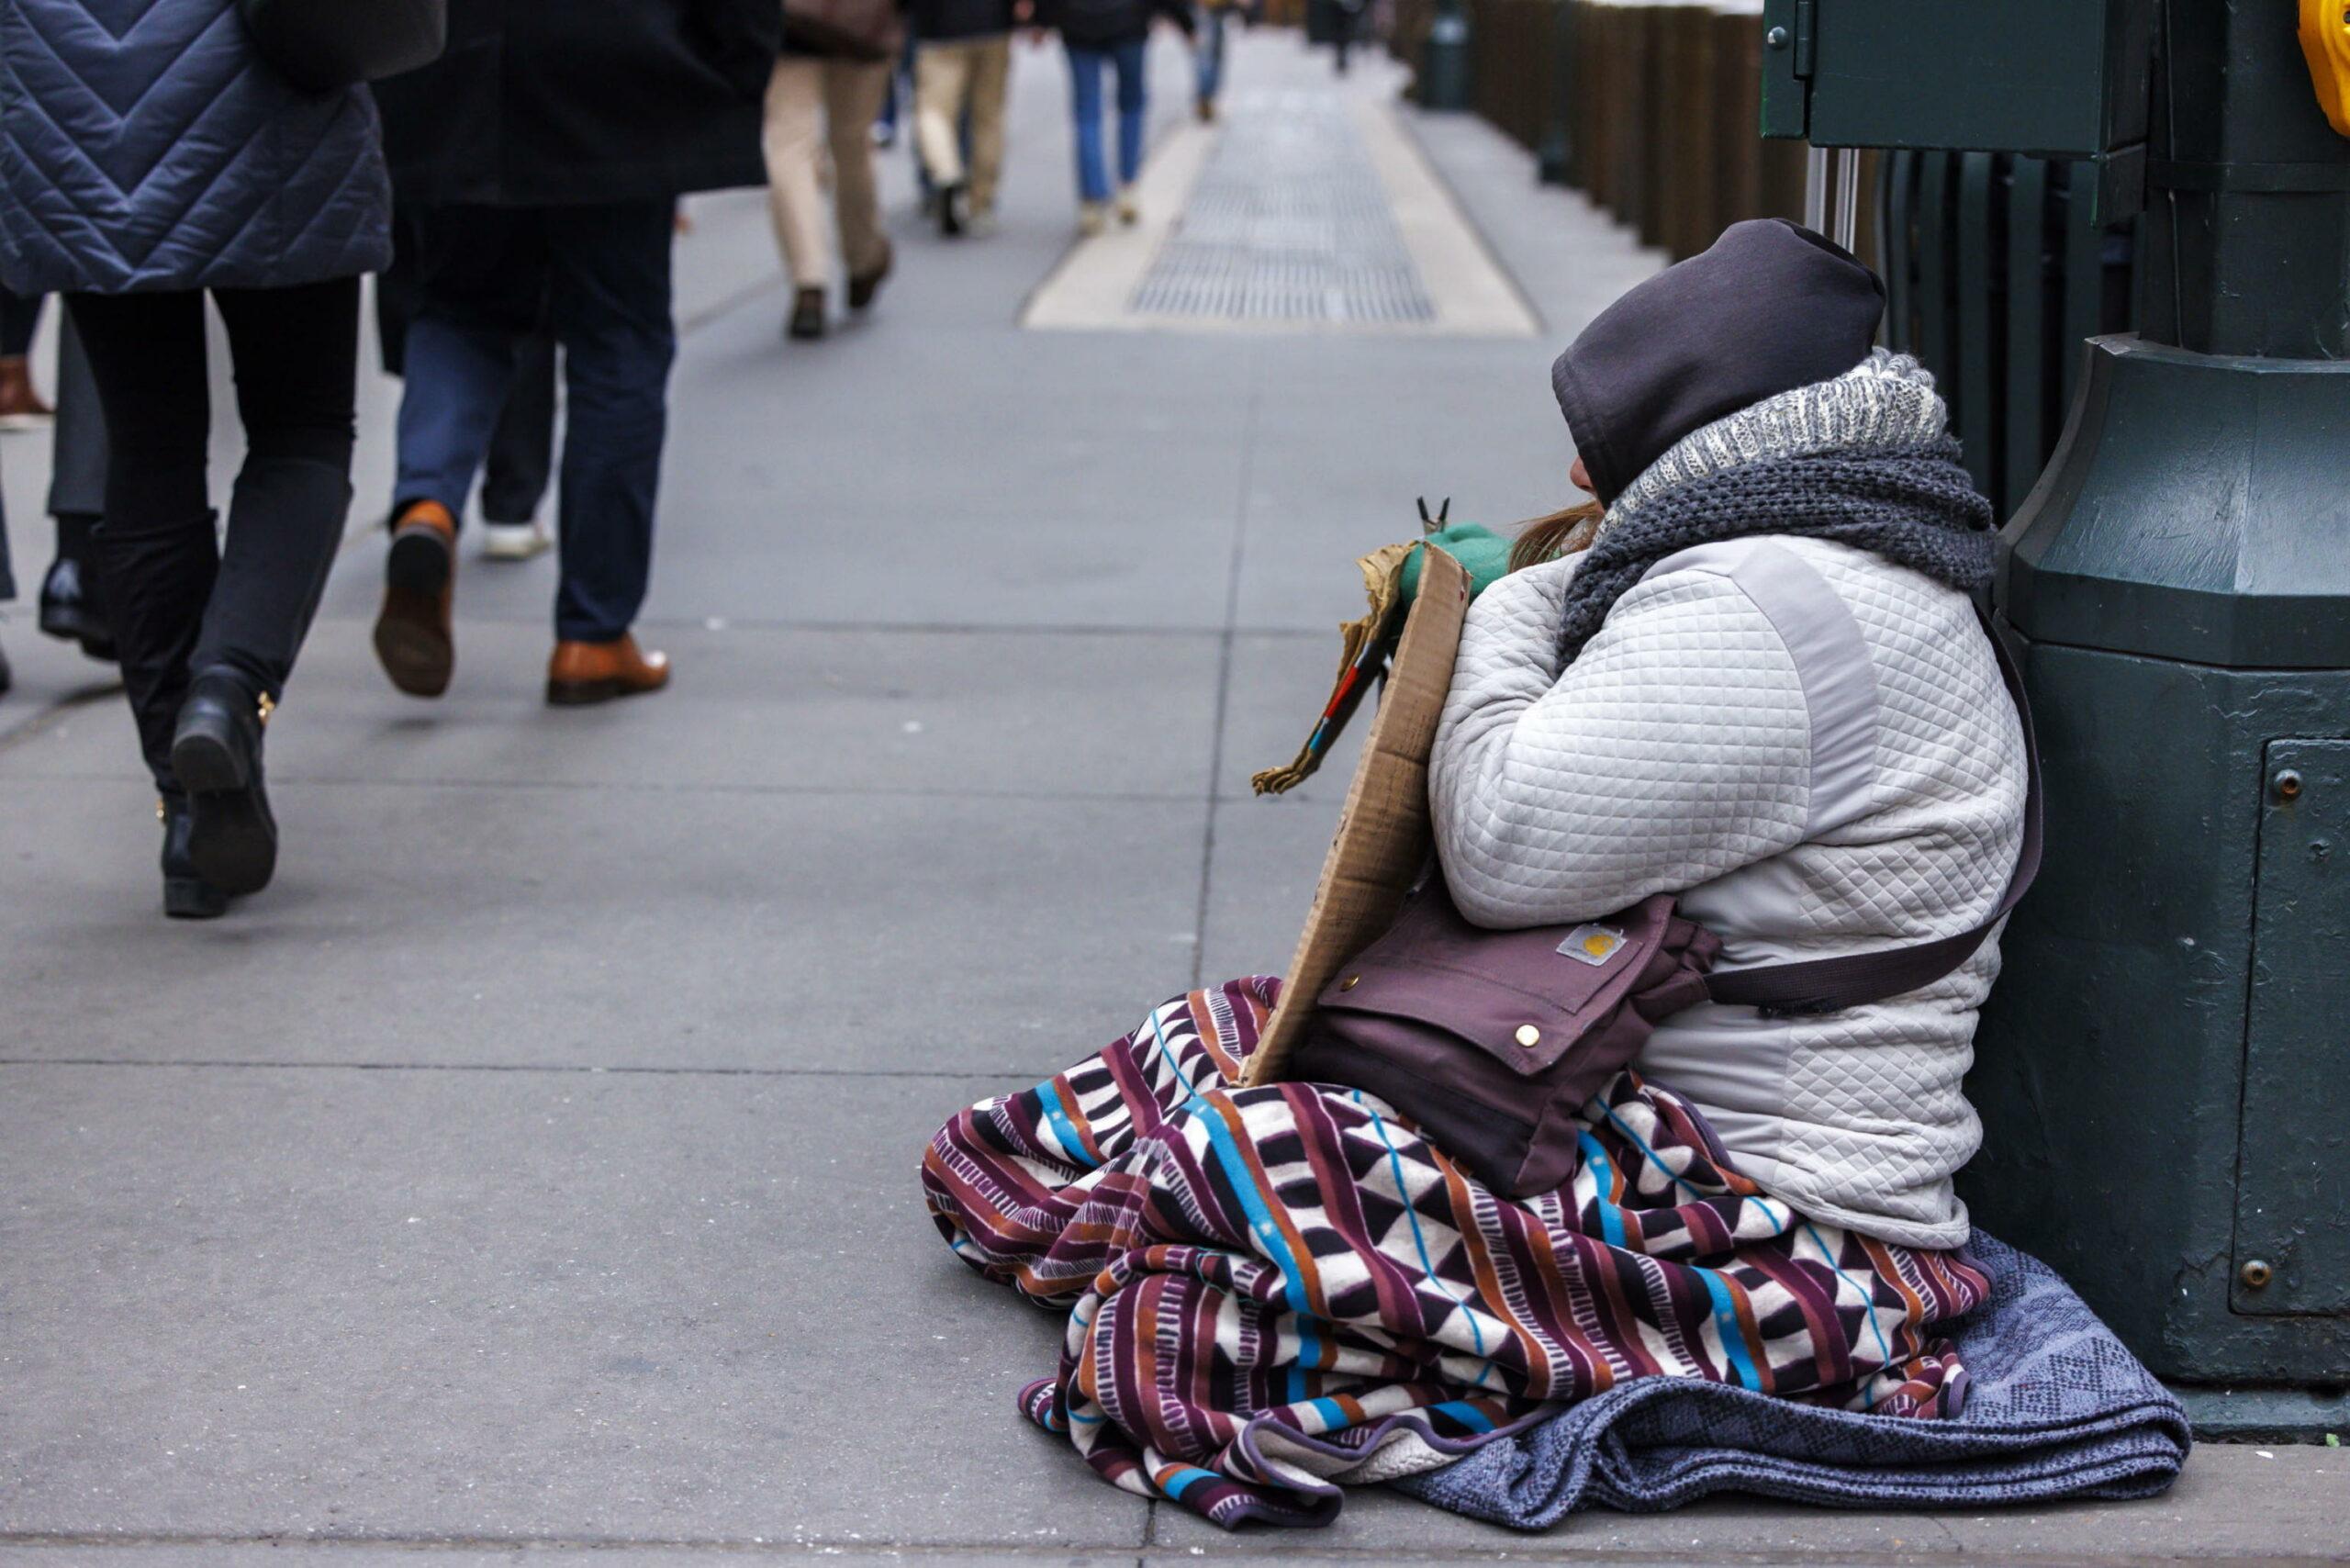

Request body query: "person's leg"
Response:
[382, 205, 545, 696]
[481, 330, 557, 529]
[1065, 42, 1111, 207]
[828, 59, 893, 285]
[543, 201, 677, 654]
[0, 286, 50, 423]
[63, 290, 216, 792]
[1195, 6, 1225, 111]
[0, 286, 40, 356]
[197, 277, 359, 702]
[1113, 35, 1148, 193]
[392, 209, 542, 525]
[763, 56, 833, 289]
[874, 44, 901, 143]
[40, 309, 115, 658]
[966, 34, 1012, 217]
[914, 41, 970, 193]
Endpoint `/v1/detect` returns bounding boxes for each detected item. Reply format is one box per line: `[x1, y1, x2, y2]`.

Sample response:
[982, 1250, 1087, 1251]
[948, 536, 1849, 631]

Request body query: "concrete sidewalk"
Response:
[1, 31, 2342, 1566]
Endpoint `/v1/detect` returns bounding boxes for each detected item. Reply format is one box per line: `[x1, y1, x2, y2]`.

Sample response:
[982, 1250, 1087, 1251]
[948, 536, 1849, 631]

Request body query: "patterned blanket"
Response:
[1397, 1233, 2189, 1527]
[923, 978, 1989, 1529]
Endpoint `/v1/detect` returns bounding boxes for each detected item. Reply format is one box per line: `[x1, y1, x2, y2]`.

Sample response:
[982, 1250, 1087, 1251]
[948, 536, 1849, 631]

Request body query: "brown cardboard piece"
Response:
[1242, 543, 1472, 1087]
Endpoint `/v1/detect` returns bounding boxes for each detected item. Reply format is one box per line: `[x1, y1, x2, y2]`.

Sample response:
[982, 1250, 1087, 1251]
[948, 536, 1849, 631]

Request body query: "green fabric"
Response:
[1401, 524, 1512, 603]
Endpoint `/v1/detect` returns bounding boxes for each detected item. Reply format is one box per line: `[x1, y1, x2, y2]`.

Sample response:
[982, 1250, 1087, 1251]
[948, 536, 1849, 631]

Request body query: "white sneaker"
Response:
[1078, 200, 1110, 237]
[1115, 186, 1139, 226]
[481, 520, 553, 561]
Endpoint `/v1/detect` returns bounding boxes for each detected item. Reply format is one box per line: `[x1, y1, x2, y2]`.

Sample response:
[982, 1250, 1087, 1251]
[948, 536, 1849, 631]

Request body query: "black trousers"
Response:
[0, 284, 41, 357]
[67, 278, 360, 792]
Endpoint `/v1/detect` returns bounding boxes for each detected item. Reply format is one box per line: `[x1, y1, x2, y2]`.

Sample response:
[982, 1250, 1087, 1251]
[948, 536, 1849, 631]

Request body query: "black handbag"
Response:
[239, 0, 448, 93]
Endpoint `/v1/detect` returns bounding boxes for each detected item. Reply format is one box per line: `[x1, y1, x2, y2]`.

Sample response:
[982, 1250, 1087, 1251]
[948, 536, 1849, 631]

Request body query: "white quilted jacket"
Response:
[1430, 531, 2026, 1249]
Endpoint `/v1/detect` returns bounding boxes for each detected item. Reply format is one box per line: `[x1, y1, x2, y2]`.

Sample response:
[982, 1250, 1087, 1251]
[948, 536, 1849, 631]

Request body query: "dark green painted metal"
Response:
[1766, 0, 2154, 157]
[1883, 147, 2127, 519]
[1916, 154, 1951, 393]
[1536, 0, 1575, 185]
[2003, 158, 2049, 518]
[2007, 339, 2350, 670]
[2174, 1384, 2350, 1440]
[1881, 151, 1914, 353]
[1758, 0, 1803, 140]
[1962, 634, 2350, 1387]
[1420, 0, 1473, 113]
[2059, 165, 2101, 414]
[2233, 739, 2350, 1318]
[1955, 152, 1997, 498]
[1974, 1, 2350, 1412]
[2135, 0, 2350, 358]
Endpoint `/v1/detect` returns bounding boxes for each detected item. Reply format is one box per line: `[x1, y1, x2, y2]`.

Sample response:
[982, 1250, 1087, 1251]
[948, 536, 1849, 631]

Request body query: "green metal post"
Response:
[1964, 0, 2350, 1436]
[1536, 0, 1576, 185]
[1420, 0, 1472, 112]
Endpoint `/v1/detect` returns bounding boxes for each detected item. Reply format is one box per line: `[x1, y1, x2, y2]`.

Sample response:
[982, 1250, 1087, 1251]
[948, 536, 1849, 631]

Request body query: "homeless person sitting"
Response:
[922, 218, 2030, 1529]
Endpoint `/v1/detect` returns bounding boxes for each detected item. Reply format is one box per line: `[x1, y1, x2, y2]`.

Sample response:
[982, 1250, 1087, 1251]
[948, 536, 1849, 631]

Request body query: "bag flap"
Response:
[1314, 889, 1681, 1077]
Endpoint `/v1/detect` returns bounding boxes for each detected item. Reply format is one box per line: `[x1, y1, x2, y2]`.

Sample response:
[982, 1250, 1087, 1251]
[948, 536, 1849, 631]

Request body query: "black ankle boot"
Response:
[169, 669, 277, 897]
[159, 793, 229, 919]
[38, 556, 118, 663]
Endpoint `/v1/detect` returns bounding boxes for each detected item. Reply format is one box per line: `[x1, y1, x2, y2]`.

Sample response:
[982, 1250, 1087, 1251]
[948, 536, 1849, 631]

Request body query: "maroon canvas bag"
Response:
[1292, 610, 2042, 1201]
[782, 0, 903, 60]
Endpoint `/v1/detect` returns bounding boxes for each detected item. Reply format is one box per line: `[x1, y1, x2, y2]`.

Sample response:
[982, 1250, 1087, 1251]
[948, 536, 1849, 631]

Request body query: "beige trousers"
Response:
[913, 34, 1010, 214]
[763, 56, 894, 289]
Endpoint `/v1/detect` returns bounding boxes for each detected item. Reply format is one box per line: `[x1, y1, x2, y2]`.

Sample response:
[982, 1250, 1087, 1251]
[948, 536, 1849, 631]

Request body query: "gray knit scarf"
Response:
[1554, 353, 1997, 663]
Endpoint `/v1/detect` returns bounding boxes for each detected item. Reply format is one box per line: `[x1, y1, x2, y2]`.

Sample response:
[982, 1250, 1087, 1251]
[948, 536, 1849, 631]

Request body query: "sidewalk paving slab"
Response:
[0, 622, 1223, 801]
[0, 778, 1205, 1075]
[0, 1064, 1142, 1551]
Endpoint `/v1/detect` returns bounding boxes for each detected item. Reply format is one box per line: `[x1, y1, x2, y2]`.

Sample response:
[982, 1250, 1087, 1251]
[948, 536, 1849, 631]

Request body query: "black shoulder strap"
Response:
[1702, 608, 2042, 1018]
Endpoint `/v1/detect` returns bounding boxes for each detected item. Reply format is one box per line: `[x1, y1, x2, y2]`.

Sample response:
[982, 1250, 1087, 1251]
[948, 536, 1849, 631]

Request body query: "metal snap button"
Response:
[1515, 1025, 1541, 1048]
[1339, 975, 1361, 991]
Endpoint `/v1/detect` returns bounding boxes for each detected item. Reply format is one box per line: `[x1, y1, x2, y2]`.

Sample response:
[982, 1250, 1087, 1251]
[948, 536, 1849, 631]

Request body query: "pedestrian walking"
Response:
[0, 0, 392, 918]
[34, 311, 117, 663]
[1192, 0, 1237, 122]
[371, 1, 778, 707]
[766, 0, 903, 340]
[1036, 0, 1192, 234]
[912, 0, 1018, 236]
[376, 208, 559, 561]
[1331, 0, 1366, 74]
[0, 282, 50, 425]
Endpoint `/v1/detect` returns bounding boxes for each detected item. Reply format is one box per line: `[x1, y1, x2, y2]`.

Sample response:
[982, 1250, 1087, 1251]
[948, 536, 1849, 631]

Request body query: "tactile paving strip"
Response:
[1131, 89, 1436, 324]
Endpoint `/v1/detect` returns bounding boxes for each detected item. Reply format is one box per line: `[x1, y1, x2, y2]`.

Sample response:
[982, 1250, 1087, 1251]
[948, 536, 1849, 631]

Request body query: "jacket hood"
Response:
[1550, 218, 1886, 506]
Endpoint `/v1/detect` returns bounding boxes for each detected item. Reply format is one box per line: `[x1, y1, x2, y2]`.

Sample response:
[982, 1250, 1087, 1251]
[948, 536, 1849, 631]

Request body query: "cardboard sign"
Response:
[1243, 543, 1472, 1087]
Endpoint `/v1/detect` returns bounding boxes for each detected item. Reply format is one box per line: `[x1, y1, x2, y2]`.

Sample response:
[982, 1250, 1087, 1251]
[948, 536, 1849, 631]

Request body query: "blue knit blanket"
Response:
[1395, 1233, 2189, 1528]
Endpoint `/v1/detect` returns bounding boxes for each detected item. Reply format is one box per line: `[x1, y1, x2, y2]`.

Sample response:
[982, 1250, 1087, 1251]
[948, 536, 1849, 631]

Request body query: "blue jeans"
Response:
[1195, 7, 1226, 104]
[1066, 36, 1147, 204]
[394, 202, 676, 644]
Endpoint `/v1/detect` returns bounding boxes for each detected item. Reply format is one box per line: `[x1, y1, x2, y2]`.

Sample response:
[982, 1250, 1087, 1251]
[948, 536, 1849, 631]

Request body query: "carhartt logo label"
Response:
[1557, 925, 1626, 967]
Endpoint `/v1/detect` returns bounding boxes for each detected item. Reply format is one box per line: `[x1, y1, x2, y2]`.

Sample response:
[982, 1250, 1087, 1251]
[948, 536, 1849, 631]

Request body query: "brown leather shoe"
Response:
[546, 633, 670, 706]
[374, 499, 456, 698]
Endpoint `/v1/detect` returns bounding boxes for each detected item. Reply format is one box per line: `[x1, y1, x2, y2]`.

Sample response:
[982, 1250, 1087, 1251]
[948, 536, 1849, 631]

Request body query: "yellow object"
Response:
[2302, 0, 2350, 137]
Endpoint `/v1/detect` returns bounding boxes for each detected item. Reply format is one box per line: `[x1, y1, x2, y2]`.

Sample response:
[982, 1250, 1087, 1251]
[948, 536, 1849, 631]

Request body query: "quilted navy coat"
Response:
[0, 0, 390, 296]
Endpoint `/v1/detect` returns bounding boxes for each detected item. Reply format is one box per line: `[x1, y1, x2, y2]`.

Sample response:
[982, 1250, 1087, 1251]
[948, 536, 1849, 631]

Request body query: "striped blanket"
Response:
[922, 978, 1989, 1529]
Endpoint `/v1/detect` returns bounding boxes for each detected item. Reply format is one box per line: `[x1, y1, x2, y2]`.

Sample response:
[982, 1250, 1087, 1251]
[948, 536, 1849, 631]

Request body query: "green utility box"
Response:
[1760, 0, 2152, 157]
[1765, 1, 2350, 1432]
[1980, 338, 2350, 1428]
